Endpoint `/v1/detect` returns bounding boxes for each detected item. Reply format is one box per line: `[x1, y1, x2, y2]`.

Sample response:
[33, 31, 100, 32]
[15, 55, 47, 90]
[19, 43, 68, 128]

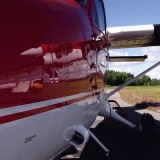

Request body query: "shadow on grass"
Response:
[135, 101, 160, 111]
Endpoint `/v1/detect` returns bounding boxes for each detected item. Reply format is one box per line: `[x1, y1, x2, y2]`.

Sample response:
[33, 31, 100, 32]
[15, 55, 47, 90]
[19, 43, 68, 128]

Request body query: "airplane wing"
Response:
[107, 24, 160, 49]
[109, 55, 148, 62]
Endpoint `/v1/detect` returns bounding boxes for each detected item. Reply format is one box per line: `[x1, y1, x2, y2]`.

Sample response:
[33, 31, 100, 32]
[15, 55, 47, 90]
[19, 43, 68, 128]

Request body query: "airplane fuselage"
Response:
[0, 0, 108, 159]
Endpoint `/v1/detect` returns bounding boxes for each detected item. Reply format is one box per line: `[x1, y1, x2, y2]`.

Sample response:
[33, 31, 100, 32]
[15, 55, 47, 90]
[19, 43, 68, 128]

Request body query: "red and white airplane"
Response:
[0, 0, 160, 159]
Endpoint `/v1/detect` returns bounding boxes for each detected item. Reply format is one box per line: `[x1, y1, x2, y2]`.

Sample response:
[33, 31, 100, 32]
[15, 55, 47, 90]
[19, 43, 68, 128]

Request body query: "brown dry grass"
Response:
[119, 86, 160, 112]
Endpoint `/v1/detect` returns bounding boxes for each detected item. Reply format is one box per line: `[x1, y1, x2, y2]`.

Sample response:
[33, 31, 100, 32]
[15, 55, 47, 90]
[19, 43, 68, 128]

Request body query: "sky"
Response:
[103, 0, 160, 79]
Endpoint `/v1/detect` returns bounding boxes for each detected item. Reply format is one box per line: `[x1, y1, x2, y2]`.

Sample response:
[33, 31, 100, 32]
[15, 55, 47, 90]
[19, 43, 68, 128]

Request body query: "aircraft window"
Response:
[94, 0, 106, 32]
[92, 3, 99, 27]
[75, 0, 87, 8]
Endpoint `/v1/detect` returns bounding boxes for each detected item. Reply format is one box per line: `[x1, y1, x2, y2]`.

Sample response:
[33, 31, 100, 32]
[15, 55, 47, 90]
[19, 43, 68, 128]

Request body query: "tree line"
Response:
[106, 70, 160, 86]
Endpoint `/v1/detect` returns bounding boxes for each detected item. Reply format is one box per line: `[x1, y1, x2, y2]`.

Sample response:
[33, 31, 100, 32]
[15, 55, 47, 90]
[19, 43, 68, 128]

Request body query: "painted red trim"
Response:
[0, 103, 62, 124]
[0, 92, 101, 124]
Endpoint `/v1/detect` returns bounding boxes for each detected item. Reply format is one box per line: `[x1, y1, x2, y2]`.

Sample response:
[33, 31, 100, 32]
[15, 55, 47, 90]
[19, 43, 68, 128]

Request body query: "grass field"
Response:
[115, 86, 160, 112]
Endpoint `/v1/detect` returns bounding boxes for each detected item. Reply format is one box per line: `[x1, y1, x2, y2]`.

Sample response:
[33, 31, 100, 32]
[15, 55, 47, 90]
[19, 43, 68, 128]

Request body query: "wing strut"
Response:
[107, 60, 160, 98]
[99, 60, 160, 130]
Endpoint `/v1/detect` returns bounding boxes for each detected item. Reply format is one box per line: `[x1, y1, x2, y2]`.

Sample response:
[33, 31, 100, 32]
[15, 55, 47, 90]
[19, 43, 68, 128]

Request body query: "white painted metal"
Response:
[99, 93, 136, 129]
[107, 24, 155, 49]
[0, 89, 101, 117]
[64, 125, 89, 147]
[0, 92, 100, 160]
[107, 24, 154, 41]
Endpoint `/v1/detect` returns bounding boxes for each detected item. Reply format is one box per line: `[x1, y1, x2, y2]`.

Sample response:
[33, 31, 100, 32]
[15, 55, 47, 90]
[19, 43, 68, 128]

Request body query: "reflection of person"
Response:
[21, 44, 60, 83]
[21, 41, 95, 82]
[44, 68, 58, 83]
[49, 70, 58, 83]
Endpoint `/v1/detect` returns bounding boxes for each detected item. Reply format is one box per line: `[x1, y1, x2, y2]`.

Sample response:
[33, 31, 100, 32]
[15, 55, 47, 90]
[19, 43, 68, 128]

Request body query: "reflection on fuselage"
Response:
[0, 42, 107, 108]
[0, 1, 109, 159]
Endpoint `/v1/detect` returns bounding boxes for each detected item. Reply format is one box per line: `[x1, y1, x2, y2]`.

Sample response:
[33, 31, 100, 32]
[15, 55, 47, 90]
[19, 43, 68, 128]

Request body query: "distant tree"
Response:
[107, 70, 134, 86]
[150, 78, 159, 86]
[141, 75, 151, 86]
[107, 70, 160, 86]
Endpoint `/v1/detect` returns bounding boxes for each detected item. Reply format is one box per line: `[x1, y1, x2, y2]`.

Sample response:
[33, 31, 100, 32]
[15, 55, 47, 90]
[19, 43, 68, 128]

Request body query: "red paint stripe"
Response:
[0, 90, 101, 109]
[0, 92, 101, 124]
[0, 102, 63, 124]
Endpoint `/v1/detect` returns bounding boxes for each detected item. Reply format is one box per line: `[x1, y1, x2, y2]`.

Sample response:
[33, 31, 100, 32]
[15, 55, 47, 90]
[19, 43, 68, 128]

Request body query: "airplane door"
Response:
[79, 0, 108, 129]
[92, 0, 108, 98]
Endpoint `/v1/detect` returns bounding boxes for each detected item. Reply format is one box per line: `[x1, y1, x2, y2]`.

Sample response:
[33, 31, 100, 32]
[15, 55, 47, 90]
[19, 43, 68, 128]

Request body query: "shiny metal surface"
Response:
[0, 0, 108, 159]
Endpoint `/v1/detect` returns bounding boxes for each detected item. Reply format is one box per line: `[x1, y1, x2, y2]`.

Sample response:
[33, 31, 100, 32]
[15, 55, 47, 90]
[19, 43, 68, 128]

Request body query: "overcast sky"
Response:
[104, 0, 160, 79]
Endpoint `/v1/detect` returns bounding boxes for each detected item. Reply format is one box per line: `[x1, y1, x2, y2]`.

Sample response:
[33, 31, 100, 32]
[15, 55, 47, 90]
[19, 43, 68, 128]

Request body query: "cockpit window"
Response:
[94, 0, 106, 32]
[75, 0, 87, 8]
[92, 3, 99, 27]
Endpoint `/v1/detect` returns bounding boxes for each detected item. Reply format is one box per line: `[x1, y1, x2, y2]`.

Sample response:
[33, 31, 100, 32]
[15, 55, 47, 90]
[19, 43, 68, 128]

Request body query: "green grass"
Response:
[118, 86, 160, 112]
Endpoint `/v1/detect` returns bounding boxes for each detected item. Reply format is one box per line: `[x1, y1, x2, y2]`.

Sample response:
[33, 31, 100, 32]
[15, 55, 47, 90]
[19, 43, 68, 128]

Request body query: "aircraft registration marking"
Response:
[24, 135, 36, 143]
